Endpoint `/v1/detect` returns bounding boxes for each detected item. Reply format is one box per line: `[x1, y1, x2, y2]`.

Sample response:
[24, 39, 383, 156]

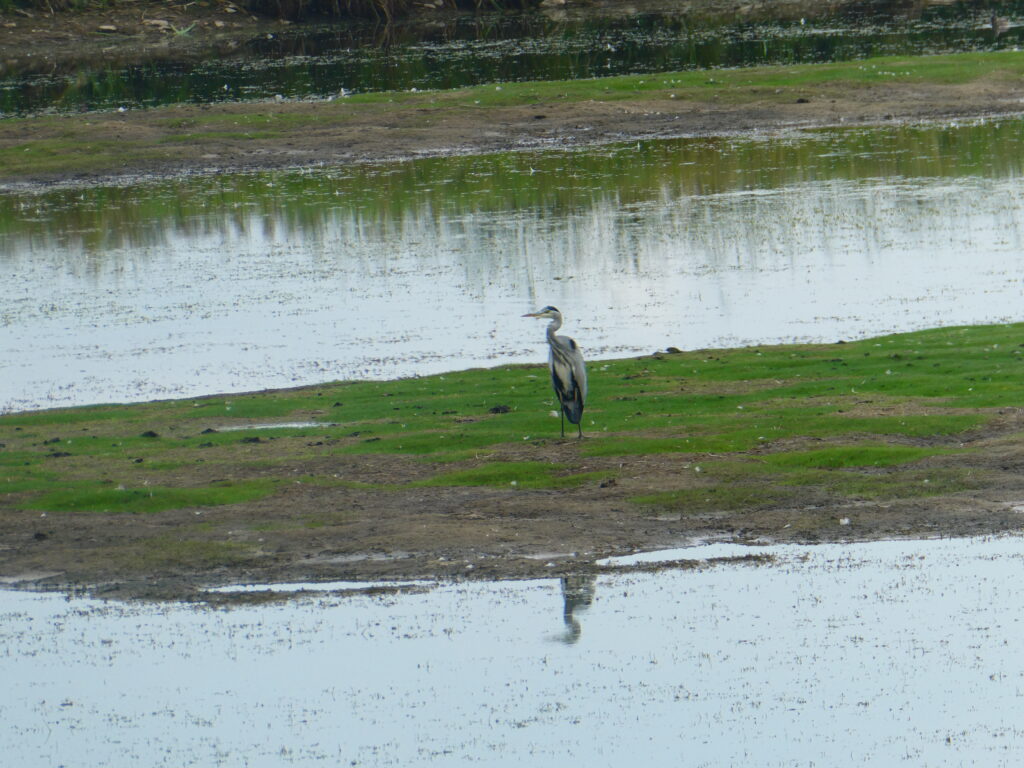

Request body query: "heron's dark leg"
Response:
[577, 421, 583, 440]
[560, 409, 565, 438]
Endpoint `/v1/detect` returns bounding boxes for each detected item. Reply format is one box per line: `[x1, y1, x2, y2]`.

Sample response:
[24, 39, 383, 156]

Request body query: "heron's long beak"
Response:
[522, 312, 540, 318]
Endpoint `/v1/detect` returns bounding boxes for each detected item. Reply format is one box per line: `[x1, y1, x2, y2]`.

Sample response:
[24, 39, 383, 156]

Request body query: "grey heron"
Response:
[523, 306, 587, 439]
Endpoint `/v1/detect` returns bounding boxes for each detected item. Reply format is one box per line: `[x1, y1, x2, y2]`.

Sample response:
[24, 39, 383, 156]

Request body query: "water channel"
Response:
[5, 534, 1024, 766]
[3, 117, 1024, 412]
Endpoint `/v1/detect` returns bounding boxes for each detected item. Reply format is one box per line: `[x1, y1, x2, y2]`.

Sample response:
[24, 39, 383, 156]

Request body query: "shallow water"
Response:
[4, 535, 1024, 766]
[2, 0, 1021, 116]
[4, 118, 1024, 412]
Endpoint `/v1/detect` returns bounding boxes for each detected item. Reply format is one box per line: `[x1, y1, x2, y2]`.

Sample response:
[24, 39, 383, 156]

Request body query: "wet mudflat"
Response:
[4, 535, 1024, 766]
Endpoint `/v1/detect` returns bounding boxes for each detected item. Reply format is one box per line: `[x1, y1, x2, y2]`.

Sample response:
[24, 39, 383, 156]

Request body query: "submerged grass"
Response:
[1, 322, 1020, 517]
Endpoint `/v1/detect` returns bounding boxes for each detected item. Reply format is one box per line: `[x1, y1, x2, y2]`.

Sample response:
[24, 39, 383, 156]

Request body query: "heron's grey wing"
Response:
[549, 336, 586, 424]
[571, 341, 587, 403]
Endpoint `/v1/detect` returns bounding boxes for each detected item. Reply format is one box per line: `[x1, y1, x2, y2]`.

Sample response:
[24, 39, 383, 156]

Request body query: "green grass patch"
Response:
[761, 443, 952, 470]
[26, 480, 277, 514]
[0, 404, 138, 427]
[0, 475, 59, 494]
[375, 51, 1024, 110]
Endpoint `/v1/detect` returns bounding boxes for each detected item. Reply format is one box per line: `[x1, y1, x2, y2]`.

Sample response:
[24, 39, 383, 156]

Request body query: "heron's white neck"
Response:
[546, 315, 563, 340]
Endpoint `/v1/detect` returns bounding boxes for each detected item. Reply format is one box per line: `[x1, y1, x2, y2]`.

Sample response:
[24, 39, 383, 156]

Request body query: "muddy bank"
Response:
[6, 409, 1024, 602]
[5, 75, 1024, 189]
[4, 2, 1024, 187]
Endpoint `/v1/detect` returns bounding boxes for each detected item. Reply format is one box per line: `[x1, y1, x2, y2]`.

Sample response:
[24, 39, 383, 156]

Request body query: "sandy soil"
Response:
[5, 7, 1024, 599]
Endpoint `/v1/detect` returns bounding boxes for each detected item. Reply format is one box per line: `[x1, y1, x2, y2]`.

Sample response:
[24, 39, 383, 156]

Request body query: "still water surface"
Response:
[4, 535, 1024, 766]
[4, 118, 1024, 412]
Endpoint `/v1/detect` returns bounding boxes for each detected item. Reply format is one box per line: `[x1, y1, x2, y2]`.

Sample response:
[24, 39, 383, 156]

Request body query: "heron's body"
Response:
[523, 306, 587, 438]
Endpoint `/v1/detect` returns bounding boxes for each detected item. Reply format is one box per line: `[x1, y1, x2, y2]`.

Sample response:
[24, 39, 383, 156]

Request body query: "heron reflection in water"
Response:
[991, 13, 1011, 37]
[559, 573, 597, 644]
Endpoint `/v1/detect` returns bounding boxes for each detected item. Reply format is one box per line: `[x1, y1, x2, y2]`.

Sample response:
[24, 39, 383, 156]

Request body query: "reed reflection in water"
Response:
[2, 123, 1024, 412]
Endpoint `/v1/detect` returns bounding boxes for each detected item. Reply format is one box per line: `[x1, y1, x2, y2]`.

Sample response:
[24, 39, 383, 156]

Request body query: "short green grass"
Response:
[760, 444, 953, 470]
[25, 480, 277, 514]
[350, 51, 1024, 110]
[1, 322, 1021, 516]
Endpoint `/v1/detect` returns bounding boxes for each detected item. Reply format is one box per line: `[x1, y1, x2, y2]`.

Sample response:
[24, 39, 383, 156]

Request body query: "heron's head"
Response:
[522, 305, 561, 319]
